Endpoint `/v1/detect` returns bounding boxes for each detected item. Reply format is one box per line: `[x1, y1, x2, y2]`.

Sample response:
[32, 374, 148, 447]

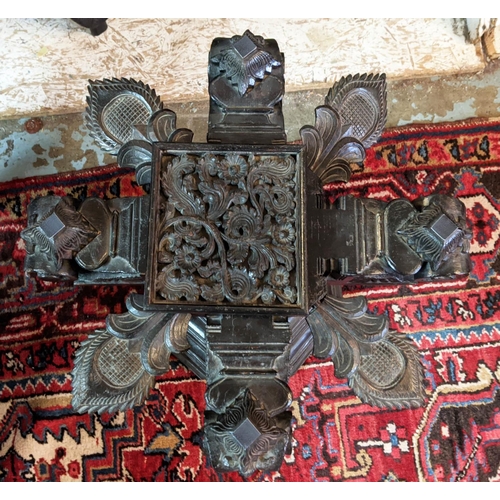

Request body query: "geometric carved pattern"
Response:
[205, 389, 291, 477]
[86, 78, 163, 154]
[211, 30, 281, 96]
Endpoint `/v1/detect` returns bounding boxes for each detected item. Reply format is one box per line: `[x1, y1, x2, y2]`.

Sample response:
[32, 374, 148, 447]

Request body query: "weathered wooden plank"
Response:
[484, 22, 500, 59]
[0, 18, 486, 118]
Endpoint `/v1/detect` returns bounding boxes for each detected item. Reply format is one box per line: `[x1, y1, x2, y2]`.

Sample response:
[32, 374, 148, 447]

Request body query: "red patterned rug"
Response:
[1, 118, 500, 482]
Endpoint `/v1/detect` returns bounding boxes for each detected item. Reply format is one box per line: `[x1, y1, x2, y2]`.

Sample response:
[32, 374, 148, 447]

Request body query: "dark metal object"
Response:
[21, 30, 472, 476]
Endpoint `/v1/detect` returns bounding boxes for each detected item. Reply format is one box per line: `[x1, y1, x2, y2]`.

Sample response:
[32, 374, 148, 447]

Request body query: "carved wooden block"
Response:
[146, 144, 307, 314]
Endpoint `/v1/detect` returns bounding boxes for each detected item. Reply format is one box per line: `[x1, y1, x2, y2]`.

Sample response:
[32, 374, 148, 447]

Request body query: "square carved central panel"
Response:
[146, 144, 306, 314]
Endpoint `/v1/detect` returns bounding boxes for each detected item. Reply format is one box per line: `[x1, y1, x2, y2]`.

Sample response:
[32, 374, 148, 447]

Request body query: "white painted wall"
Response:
[0, 18, 485, 118]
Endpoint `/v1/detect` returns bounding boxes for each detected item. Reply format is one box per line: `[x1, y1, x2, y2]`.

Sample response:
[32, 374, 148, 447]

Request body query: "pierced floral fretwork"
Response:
[151, 150, 302, 307]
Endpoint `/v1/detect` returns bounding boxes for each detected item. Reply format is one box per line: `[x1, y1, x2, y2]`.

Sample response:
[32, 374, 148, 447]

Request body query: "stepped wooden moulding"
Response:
[20, 30, 472, 476]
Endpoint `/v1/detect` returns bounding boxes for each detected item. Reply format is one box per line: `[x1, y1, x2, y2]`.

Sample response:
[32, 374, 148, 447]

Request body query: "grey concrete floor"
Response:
[1, 59, 499, 183]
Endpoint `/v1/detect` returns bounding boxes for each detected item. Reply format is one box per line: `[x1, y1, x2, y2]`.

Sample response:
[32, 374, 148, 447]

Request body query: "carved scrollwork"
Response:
[71, 297, 192, 413]
[306, 291, 426, 409]
[152, 151, 301, 307]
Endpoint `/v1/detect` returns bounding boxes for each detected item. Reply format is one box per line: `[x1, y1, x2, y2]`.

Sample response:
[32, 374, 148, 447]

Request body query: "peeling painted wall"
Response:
[0, 18, 486, 118]
[0, 115, 114, 182]
[388, 65, 500, 126]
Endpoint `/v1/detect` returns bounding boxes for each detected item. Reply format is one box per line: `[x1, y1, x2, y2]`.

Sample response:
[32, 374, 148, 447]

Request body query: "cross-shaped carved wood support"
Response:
[21, 30, 471, 476]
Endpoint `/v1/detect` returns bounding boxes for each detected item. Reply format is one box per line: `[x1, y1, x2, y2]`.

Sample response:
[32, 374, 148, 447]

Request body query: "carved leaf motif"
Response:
[248, 246, 270, 278]
[336, 140, 366, 163]
[300, 106, 361, 185]
[333, 334, 357, 378]
[84, 77, 193, 189]
[322, 295, 389, 343]
[306, 293, 425, 408]
[198, 260, 221, 279]
[260, 286, 276, 305]
[147, 109, 177, 142]
[325, 73, 387, 149]
[273, 245, 295, 272]
[117, 140, 152, 170]
[20, 196, 98, 269]
[155, 152, 299, 306]
[248, 155, 295, 186]
[161, 155, 204, 216]
[201, 282, 224, 302]
[223, 205, 260, 240]
[199, 177, 231, 222]
[276, 286, 297, 305]
[157, 265, 200, 301]
[204, 389, 290, 476]
[21, 226, 53, 257]
[106, 310, 156, 339]
[397, 201, 468, 271]
[170, 128, 194, 143]
[213, 30, 280, 96]
[227, 268, 253, 303]
[228, 241, 250, 266]
[348, 333, 426, 409]
[299, 126, 321, 170]
[164, 313, 192, 353]
[72, 330, 155, 414]
[72, 305, 174, 414]
[305, 306, 339, 359]
[315, 105, 342, 145]
[86, 77, 163, 154]
[257, 186, 295, 216]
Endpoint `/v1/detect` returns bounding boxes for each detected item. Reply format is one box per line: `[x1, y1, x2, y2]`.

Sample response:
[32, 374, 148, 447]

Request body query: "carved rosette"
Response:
[149, 147, 304, 310]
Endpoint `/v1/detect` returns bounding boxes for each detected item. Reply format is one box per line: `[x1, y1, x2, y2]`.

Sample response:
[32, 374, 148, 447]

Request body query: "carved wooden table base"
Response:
[21, 30, 471, 476]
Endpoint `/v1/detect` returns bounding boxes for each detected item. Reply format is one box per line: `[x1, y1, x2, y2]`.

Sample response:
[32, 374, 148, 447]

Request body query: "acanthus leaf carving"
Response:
[152, 150, 301, 308]
[325, 72, 387, 150]
[211, 30, 281, 96]
[300, 106, 365, 185]
[306, 293, 425, 408]
[86, 77, 163, 154]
